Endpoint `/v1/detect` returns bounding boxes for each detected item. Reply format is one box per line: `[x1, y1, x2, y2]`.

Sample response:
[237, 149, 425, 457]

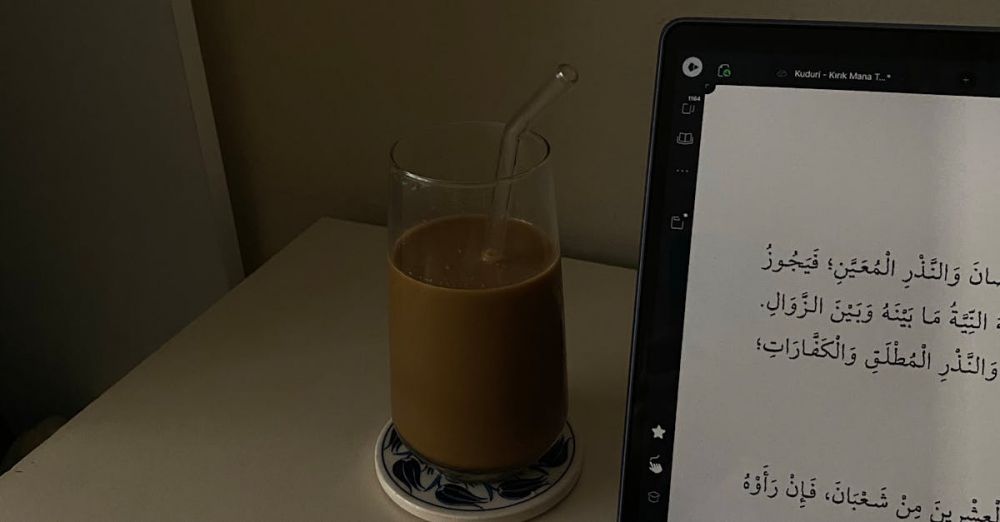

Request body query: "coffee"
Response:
[388, 214, 567, 473]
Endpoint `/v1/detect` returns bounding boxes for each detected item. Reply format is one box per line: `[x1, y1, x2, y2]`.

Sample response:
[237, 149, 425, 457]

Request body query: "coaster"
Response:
[375, 421, 582, 521]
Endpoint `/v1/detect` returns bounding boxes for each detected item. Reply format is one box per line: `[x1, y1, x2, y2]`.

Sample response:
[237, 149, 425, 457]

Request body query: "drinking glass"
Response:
[387, 121, 567, 477]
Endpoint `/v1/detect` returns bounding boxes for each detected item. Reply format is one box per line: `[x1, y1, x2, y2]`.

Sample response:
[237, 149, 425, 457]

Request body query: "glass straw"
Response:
[482, 64, 579, 262]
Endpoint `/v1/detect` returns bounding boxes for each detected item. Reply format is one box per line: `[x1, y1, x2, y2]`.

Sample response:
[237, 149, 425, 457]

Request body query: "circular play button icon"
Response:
[681, 56, 703, 77]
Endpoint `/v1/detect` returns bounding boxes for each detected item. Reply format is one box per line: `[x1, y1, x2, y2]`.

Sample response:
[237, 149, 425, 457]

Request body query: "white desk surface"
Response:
[0, 218, 637, 521]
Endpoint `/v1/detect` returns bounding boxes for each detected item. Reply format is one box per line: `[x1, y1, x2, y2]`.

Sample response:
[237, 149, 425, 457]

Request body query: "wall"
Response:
[192, 0, 1000, 270]
[0, 1, 240, 432]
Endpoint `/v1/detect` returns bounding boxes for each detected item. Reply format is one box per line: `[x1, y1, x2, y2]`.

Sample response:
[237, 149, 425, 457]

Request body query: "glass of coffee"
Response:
[387, 121, 567, 478]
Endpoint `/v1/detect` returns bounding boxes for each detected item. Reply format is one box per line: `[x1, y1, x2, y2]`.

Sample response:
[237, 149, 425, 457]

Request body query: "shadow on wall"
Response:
[191, 0, 651, 271]
[0, 417, 11, 472]
[0, 416, 66, 475]
[191, 1, 1000, 273]
[0, 0, 241, 467]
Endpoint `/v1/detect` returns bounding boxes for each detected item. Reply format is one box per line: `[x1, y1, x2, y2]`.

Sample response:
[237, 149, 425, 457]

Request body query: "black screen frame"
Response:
[618, 18, 1000, 521]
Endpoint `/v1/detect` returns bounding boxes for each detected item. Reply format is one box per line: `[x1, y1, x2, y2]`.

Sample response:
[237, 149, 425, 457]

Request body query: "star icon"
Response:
[651, 424, 666, 439]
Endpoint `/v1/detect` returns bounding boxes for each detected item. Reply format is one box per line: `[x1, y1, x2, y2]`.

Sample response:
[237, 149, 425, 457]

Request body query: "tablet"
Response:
[619, 19, 1000, 521]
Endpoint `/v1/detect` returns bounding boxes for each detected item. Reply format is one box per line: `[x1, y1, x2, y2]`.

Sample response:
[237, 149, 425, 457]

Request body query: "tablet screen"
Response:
[679, 85, 1000, 519]
[621, 21, 1000, 521]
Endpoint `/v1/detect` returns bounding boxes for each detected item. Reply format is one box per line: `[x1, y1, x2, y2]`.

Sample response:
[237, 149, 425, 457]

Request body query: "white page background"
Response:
[668, 86, 1000, 521]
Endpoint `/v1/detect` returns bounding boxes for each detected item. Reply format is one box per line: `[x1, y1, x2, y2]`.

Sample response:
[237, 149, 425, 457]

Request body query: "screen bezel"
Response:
[619, 18, 1000, 521]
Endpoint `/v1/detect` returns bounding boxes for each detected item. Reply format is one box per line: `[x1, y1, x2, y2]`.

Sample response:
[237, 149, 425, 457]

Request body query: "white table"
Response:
[0, 218, 637, 521]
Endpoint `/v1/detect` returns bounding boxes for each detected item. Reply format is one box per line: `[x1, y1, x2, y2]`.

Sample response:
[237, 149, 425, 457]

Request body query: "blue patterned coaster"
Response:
[375, 421, 581, 521]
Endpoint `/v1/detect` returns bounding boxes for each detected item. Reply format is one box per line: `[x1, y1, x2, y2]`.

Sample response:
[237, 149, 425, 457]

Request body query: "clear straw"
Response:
[482, 64, 579, 262]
